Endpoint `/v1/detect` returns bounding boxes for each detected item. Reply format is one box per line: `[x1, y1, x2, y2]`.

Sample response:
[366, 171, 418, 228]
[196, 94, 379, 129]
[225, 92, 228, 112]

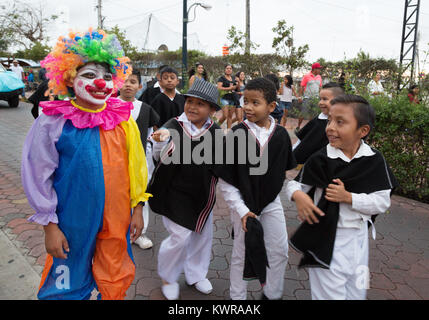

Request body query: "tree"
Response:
[14, 41, 50, 62]
[226, 26, 259, 55]
[0, 1, 60, 50]
[105, 25, 138, 60]
[272, 20, 309, 77]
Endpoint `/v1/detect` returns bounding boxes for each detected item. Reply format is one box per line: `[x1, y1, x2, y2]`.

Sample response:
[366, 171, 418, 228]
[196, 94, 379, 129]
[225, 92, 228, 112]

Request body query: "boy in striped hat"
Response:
[148, 78, 221, 300]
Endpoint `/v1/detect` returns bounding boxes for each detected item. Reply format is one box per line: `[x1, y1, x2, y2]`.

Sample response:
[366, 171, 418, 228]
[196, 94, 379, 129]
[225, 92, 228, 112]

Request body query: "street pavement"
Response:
[0, 100, 428, 300]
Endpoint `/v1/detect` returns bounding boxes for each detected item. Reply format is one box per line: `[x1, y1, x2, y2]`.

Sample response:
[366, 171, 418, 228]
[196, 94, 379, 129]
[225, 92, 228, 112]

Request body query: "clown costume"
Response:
[21, 29, 151, 300]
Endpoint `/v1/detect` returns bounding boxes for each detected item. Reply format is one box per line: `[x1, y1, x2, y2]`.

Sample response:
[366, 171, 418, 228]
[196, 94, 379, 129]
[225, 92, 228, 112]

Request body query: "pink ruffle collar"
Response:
[40, 98, 132, 130]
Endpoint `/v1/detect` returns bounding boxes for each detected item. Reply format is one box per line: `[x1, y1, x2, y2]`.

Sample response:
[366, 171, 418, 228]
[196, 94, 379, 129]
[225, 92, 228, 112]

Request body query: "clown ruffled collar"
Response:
[40, 98, 132, 130]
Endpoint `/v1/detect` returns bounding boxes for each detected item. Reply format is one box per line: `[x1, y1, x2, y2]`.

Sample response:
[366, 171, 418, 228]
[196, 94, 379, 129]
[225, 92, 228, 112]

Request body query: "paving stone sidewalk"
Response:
[1, 101, 428, 300]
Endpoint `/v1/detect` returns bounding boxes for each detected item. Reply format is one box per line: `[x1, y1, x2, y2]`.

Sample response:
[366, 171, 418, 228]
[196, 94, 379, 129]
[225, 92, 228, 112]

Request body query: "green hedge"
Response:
[366, 94, 429, 203]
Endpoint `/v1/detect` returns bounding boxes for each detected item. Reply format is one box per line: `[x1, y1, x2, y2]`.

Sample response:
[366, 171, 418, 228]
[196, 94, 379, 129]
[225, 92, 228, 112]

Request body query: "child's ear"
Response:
[139, 83, 143, 90]
[269, 101, 277, 113]
[359, 124, 371, 139]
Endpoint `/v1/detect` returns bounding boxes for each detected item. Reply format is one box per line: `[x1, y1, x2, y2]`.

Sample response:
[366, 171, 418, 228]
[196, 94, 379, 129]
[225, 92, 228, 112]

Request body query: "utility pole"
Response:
[96, 0, 104, 29]
[245, 0, 250, 54]
[182, 0, 188, 87]
[398, 0, 420, 90]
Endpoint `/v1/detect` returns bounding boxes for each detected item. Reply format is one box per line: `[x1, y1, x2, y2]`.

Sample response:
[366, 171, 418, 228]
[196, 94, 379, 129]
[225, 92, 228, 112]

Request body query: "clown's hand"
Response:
[152, 128, 170, 142]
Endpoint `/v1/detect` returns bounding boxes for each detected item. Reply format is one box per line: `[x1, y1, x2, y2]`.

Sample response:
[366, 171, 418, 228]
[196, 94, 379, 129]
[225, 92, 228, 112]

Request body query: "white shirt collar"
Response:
[326, 140, 375, 163]
[244, 115, 276, 133]
[177, 112, 212, 130]
[318, 113, 328, 120]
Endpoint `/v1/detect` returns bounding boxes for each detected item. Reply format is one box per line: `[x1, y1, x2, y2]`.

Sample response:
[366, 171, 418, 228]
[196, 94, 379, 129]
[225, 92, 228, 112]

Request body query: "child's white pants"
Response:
[230, 196, 289, 300]
[308, 223, 370, 300]
[158, 213, 213, 285]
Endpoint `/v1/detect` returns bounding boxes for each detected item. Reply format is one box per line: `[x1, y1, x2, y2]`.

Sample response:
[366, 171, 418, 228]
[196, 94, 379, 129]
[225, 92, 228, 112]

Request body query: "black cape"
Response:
[289, 145, 399, 269]
[138, 84, 161, 106]
[28, 80, 49, 119]
[214, 122, 296, 215]
[293, 115, 329, 164]
[150, 92, 185, 128]
[134, 102, 160, 152]
[244, 217, 269, 286]
[214, 122, 296, 284]
[148, 117, 220, 232]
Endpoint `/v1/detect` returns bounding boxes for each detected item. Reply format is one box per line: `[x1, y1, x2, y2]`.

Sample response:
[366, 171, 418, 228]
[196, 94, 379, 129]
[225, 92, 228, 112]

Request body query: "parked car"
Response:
[0, 63, 25, 108]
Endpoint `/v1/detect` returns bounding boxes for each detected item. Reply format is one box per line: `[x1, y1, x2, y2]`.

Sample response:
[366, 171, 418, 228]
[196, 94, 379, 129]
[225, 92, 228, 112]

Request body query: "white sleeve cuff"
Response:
[351, 190, 392, 215]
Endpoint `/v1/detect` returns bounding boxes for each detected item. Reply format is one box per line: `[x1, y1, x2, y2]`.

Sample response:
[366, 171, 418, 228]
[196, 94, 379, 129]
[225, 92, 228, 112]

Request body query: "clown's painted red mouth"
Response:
[85, 85, 113, 100]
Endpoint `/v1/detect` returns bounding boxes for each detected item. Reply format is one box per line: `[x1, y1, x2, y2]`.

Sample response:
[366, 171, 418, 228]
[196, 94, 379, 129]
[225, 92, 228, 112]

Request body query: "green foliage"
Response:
[105, 25, 138, 59]
[272, 20, 309, 76]
[14, 41, 50, 62]
[316, 51, 400, 93]
[366, 94, 429, 203]
[226, 26, 259, 55]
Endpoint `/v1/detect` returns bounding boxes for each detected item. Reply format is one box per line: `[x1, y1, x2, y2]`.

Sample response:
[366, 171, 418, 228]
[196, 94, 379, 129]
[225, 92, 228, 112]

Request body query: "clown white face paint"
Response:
[73, 63, 114, 106]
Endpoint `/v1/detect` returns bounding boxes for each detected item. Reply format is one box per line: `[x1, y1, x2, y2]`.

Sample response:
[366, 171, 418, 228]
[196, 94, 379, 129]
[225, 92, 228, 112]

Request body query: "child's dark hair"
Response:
[284, 75, 293, 88]
[158, 65, 168, 73]
[131, 69, 142, 84]
[322, 82, 344, 97]
[235, 71, 246, 85]
[330, 94, 375, 137]
[408, 84, 418, 94]
[245, 77, 277, 104]
[160, 66, 178, 78]
[263, 73, 280, 91]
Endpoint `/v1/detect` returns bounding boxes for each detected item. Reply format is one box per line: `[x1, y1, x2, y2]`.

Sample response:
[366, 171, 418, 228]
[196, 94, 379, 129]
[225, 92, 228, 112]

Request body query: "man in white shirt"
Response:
[10, 60, 25, 98]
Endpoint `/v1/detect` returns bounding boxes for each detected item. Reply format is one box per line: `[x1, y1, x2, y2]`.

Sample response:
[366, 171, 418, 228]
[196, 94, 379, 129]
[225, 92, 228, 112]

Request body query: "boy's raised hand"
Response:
[152, 128, 170, 142]
[241, 212, 257, 232]
[325, 179, 352, 204]
[44, 223, 69, 259]
[292, 190, 325, 225]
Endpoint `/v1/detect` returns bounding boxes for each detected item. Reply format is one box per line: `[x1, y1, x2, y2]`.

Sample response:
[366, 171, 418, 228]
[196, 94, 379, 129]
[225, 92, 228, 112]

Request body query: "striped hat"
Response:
[184, 78, 220, 111]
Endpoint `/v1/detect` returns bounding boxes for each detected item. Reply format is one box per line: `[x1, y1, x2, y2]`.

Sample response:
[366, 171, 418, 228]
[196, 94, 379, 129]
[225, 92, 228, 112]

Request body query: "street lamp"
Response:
[182, 1, 212, 87]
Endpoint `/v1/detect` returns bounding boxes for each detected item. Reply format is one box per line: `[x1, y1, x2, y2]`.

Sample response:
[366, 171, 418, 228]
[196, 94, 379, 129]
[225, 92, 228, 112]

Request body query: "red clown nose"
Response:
[94, 79, 106, 89]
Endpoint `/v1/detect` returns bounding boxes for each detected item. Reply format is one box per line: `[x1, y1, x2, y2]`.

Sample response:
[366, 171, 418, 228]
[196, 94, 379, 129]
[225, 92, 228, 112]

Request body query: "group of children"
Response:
[21, 29, 397, 301]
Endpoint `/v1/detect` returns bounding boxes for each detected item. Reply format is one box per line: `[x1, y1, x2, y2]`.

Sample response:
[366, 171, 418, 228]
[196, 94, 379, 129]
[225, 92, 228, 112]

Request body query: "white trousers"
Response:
[142, 203, 149, 234]
[308, 223, 370, 300]
[230, 196, 289, 300]
[158, 213, 213, 285]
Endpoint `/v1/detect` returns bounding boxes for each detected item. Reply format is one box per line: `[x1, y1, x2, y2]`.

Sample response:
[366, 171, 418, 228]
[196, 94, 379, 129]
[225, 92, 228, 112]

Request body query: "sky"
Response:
[11, 0, 429, 70]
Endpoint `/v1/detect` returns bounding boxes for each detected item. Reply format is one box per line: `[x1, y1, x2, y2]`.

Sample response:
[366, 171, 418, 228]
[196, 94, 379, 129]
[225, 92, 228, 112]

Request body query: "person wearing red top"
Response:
[297, 63, 323, 132]
[408, 85, 420, 104]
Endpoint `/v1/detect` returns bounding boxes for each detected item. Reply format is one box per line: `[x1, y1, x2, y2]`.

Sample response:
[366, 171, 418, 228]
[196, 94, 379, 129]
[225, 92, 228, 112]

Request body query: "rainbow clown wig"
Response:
[41, 28, 132, 96]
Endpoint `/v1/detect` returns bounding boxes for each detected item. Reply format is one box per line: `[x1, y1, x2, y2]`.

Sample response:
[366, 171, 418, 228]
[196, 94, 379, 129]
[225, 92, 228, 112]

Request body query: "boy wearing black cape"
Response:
[286, 95, 398, 300]
[147, 79, 221, 300]
[216, 78, 296, 300]
[149, 67, 185, 128]
[293, 82, 344, 165]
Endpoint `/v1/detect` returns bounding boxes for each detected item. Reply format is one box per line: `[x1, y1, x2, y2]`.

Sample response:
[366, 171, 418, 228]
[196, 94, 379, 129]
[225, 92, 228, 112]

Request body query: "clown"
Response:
[21, 29, 151, 300]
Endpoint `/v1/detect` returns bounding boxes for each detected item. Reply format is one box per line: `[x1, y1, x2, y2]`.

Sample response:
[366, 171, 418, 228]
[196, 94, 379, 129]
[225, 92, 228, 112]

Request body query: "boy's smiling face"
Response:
[318, 89, 336, 115]
[243, 89, 276, 128]
[326, 103, 370, 152]
[184, 96, 214, 128]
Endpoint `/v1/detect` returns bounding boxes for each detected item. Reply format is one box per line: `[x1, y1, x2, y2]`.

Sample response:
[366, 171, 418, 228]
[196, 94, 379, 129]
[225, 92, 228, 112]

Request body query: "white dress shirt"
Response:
[218, 116, 277, 218]
[286, 141, 392, 234]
